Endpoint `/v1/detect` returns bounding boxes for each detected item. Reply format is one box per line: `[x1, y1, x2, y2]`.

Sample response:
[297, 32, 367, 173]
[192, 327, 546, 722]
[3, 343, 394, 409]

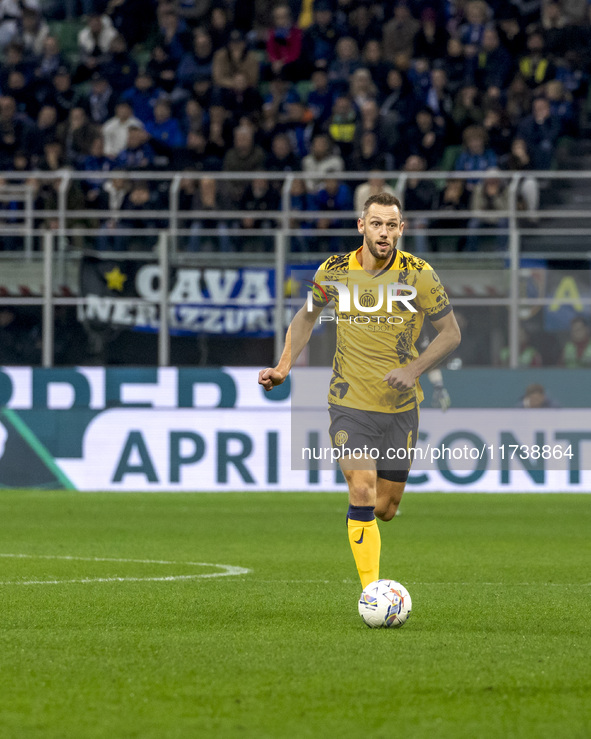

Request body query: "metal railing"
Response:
[0, 169, 589, 369]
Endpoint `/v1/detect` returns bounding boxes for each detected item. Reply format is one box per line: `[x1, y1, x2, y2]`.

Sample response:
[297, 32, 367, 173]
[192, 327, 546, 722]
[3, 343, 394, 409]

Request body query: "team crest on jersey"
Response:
[334, 430, 348, 446]
[358, 289, 376, 308]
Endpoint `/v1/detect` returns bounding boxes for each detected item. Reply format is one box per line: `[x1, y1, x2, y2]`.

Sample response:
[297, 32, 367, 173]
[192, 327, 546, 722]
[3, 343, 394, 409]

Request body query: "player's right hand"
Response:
[258, 368, 286, 391]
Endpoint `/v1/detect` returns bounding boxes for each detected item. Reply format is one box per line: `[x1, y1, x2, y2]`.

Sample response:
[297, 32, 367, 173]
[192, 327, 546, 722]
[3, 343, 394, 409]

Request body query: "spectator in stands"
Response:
[465, 169, 509, 251]
[561, 317, 591, 368]
[397, 154, 436, 253]
[207, 3, 230, 51]
[499, 327, 543, 367]
[349, 68, 377, 111]
[0, 0, 39, 50]
[35, 104, 58, 150]
[362, 39, 391, 99]
[307, 68, 333, 126]
[458, 0, 489, 47]
[518, 31, 555, 90]
[545, 79, 576, 136]
[107, 0, 154, 49]
[348, 3, 381, 50]
[266, 3, 303, 82]
[407, 106, 445, 169]
[96, 173, 130, 251]
[176, 0, 213, 28]
[413, 7, 448, 61]
[117, 179, 164, 251]
[6, 69, 36, 116]
[102, 100, 142, 158]
[454, 124, 497, 188]
[452, 84, 483, 138]
[440, 37, 468, 96]
[39, 66, 74, 125]
[99, 34, 138, 95]
[114, 125, 155, 169]
[212, 29, 259, 90]
[505, 73, 533, 126]
[475, 25, 515, 91]
[223, 124, 265, 204]
[39, 141, 66, 172]
[288, 178, 314, 252]
[177, 27, 214, 89]
[518, 383, 557, 408]
[120, 71, 160, 124]
[0, 43, 33, 92]
[157, 6, 192, 62]
[76, 12, 118, 83]
[19, 7, 49, 57]
[302, 132, 344, 194]
[482, 104, 513, 157]
[58, 106, 97, 165]
[182, 176, 232, 252]
[302, 0, 342, 73]
[353, 99, 392, 158]
[328, 36, 361, 95]
[34, 36, 67, 82]
[146, 45, 176, 95]
[326, 95, 357, 159]
[407, 56, 431, 105]
[38, 173, 87, 240]
[265, 131, 301, 173]
[145, 98, 184, 149]
[354, 172, 396, 218]
[497, 5, 526, 57]
[500, 136, 538, 215]
[314, 175, 353, 251]
[0, 95, 36, 168]
[80, 135, 113, 207]
[517, 96, 561, 170]
[86, 73, 115, 125]
[262, 72, 300, 127]
[200, 103, 232, 166]
[347, 130, 390, 172]
[239, 177, 280, 252]
[554, 50, 588, 103]
[433, 178, 470, 251]
[171, 128, 204, 169]
[382, 2, 420, 63]
[221, 71, 263, 128]
[380, 67, 416, 132]
[424, 65, 453, 131]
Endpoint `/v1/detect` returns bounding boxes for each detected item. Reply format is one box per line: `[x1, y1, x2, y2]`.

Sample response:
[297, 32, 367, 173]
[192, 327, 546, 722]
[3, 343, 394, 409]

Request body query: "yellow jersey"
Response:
[313, 247, 452, 413]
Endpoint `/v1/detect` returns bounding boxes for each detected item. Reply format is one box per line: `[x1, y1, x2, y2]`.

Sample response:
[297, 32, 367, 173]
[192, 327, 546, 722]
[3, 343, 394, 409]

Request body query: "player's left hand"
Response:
[383, 367, 416, 391]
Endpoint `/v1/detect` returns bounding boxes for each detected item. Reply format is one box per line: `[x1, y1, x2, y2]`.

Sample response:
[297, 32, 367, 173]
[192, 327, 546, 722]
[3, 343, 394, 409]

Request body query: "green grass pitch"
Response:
[0, 491, 589, 739]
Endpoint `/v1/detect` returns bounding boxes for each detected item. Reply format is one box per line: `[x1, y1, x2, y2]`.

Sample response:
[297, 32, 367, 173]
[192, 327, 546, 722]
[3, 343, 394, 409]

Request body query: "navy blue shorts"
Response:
[328, 404, 419, 482]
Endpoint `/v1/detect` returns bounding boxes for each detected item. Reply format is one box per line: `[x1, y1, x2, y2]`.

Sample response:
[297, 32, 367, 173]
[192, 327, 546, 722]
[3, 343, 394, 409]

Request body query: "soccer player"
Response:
[258, 193, 461, 588]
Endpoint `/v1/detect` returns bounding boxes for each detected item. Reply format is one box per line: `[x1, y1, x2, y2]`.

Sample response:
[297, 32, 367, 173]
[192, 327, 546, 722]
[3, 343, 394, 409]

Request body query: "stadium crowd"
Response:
[0, 0, 589, 254]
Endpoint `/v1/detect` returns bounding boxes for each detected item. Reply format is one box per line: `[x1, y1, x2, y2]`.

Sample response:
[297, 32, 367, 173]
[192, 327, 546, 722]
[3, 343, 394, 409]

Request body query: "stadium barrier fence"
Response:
[0, 169, 589, 368]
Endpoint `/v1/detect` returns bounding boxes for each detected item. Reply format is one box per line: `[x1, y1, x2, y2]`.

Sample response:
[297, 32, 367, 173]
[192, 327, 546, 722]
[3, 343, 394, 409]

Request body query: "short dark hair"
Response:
[361, 192, 402, 218]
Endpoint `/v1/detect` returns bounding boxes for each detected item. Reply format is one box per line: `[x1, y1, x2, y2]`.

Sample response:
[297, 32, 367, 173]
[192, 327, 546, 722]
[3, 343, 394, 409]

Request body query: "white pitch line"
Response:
[255, 579, 591, 587]
[0, 553, 250, 585]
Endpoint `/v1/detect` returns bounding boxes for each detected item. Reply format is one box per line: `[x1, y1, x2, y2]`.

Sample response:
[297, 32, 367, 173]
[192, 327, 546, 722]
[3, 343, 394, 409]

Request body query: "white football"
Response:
[358, 579, 412, 628]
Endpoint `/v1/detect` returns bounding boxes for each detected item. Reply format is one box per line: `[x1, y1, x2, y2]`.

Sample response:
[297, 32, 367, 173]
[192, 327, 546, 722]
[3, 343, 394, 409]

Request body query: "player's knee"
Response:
[349, 484, 375, 507]
[377, 504, 398, 522]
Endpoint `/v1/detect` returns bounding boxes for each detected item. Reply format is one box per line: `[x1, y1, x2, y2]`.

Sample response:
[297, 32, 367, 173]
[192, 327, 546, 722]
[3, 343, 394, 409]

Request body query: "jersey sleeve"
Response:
[311, 253, 349, 307]
[311, 258, 333, 308]
[413, 266, 453, 322]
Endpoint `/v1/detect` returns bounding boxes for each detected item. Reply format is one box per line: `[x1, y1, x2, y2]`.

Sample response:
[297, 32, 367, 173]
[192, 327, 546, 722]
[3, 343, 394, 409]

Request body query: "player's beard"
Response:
[365, 234, 397, 261]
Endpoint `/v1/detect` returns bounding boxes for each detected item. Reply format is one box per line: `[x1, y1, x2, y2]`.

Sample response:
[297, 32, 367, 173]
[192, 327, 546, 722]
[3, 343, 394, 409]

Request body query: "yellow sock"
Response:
[347, 512, 381, 589]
